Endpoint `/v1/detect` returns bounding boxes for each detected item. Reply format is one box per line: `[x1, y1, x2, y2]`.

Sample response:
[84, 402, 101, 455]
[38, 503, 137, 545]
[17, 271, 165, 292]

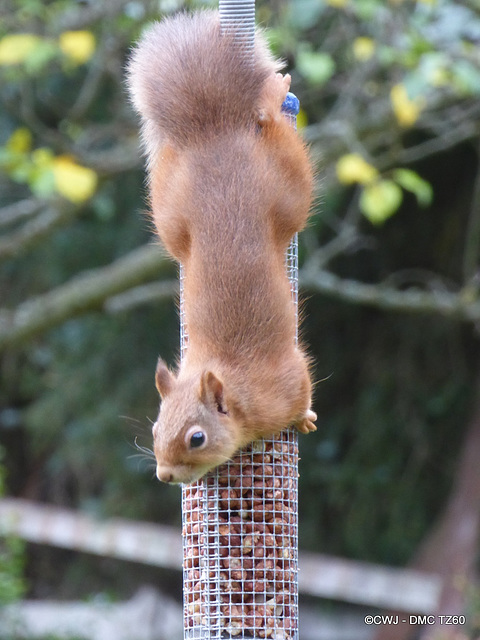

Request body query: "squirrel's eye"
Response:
[189, 431, 206, 448]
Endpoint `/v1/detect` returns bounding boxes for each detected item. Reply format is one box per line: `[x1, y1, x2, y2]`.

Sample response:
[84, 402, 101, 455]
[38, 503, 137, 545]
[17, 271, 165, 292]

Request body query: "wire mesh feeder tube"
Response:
[182, 429, 299, 640]
[182, 98, 301, 638]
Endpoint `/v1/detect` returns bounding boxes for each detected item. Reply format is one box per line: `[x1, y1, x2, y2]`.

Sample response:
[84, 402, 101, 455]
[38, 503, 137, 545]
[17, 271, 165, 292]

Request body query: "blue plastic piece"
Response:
[281, 92, 300, 116]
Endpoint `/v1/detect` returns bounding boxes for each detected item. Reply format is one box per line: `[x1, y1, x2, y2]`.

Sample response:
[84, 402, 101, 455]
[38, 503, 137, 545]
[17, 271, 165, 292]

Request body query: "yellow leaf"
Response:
[353, 37, 375, 62]
[326, 0, 348, 7]
[59, 31, 96, 65]
[296, 108, 308, 129]
[390, 84, 425, 128]
[0, 34, 43, 66]
[336, 153, 378, 185]
[360, 180, 403, 225]
[6, 128, 33, 153]
[31, 148, 55, 168]
[52, 156, 98, 203]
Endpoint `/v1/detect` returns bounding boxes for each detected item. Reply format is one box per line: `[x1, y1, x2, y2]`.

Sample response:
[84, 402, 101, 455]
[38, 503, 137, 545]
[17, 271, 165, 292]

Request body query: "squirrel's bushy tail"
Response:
[127, 10, 282, 162]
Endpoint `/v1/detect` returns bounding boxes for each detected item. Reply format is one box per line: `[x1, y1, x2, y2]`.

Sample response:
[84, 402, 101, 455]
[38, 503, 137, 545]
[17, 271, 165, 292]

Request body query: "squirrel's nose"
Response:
[156, 466, 174, 483]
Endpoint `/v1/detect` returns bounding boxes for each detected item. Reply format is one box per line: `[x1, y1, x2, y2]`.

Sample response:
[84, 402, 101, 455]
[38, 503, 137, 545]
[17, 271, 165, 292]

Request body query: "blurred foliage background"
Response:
[1, 0, 480, 626]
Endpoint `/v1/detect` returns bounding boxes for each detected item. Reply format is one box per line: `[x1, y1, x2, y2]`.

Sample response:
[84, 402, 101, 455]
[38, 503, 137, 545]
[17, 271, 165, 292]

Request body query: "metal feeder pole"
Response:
[181, 2, 301, 637]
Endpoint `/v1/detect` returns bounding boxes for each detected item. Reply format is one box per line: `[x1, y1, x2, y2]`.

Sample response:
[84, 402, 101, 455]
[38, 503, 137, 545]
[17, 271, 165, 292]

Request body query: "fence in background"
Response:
[0, 497, 441, 613]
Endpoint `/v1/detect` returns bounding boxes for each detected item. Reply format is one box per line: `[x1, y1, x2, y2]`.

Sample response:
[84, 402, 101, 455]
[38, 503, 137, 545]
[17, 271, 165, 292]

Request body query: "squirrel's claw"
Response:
[296, 409, 317, 434]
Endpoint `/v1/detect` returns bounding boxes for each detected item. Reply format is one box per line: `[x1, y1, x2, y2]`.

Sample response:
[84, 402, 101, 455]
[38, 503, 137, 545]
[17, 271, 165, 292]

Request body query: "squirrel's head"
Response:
[152, 358, 240, 484]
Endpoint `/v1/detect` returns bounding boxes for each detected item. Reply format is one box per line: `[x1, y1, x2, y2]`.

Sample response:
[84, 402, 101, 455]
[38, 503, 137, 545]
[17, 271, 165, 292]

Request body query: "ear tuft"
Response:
[155, 358, 175, 398]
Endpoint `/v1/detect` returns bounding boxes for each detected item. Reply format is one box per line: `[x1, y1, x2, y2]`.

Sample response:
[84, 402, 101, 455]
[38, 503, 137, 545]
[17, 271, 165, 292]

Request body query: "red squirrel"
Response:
[127, 10, 316, 484]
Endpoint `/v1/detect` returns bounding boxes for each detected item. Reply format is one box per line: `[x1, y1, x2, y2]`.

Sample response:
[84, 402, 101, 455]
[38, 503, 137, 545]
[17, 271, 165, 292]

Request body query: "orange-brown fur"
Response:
[127, 10, 316, 484]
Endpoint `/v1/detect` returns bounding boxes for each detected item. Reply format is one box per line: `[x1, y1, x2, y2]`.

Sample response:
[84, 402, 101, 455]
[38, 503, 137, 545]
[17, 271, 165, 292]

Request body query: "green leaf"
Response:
[360, 180, 403, 225]
[353, 0, 385, 21]
[24, 39, 58, 74]
[452, 59, 480, 96]
[287, 0, 326, 29]
[8, 158, 34, 183]
[393, 168, 433, 207]
[30, 167, 55, 198]
[296, 49, 335, 86]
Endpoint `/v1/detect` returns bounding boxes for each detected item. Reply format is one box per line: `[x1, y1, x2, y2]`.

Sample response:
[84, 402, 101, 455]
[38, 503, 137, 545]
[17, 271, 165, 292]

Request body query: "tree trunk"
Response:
[374, 382, 480, 640]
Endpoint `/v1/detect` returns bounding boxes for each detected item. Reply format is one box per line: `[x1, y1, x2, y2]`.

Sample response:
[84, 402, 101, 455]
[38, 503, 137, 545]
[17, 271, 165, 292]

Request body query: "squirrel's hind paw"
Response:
[257, 73, 292, 126]
[274, 72, 291, 98]
[296, 409, 317, 434]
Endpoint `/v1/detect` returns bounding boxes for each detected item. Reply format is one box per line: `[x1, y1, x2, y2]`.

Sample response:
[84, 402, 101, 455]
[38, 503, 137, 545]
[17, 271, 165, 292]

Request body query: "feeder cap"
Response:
[282, 92, 300, 116]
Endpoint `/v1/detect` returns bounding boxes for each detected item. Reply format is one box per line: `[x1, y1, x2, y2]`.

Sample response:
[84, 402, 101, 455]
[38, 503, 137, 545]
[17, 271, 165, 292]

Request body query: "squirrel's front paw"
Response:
[296, 409, 317, 434]
[257, 73, 292, 126]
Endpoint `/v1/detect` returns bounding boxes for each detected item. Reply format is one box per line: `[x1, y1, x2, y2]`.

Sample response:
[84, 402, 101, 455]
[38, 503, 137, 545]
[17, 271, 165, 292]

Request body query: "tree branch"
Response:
[0, 244, 170, 350]
[300, 267, 480, 323]
[0, 198, 46, 229]
[0, 202, 74, 262]
[462, 139, 480, 283]
[392, 119, 480, 167]
[105, 280, 178, 313]
[80, 139, 141, 176]
[52, 0, 135, 33]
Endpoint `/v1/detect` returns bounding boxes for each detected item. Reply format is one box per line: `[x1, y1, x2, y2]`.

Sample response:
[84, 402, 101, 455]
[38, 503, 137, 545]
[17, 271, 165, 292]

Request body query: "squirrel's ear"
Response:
[199, 371, 227, 414]
[155, 358, 175, 398]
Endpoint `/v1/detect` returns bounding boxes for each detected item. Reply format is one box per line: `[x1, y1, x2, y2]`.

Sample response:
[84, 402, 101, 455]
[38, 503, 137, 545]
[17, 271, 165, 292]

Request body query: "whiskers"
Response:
[120, 415, 157, 476]
[132, 436, 155, 460]
[128, 437, 157, 476]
